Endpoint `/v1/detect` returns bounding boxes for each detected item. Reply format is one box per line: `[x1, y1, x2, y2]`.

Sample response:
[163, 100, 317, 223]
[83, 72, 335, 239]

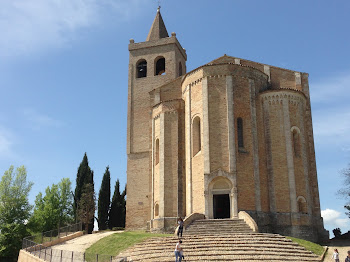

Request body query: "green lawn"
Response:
[286, 236, 325, 256]
[85, 231, 172, 261]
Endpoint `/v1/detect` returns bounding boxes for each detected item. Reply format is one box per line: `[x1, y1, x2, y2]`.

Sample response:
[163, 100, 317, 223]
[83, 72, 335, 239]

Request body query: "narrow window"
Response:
[155, 57, 165, 75]
[237, 118, 244, 148]
[155, 203, 159, 217]
[179, 62, 183, 76]
[192, 117, 201, 156]
[297, 196, 307, 214]
[136, 59, 147, 78]
[155, 139, 159, 165]
[292, 130, 300, 157]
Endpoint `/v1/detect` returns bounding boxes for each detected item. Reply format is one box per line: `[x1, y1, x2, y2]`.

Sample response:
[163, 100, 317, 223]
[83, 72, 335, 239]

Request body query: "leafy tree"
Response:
[97, 166, 110, 230]
[29, 178, 74, 232]
[333, 228, 341, 239]
[338, 164, 350, 217]
[78, 184, 96, 234]
[109, 180, 126, 229]
[74, 153, 95, 233]
[0, 166, 33, 260]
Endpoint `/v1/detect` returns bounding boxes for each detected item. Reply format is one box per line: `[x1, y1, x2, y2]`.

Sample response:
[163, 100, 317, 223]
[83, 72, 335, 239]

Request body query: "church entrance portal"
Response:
[213, 194, 230, 219]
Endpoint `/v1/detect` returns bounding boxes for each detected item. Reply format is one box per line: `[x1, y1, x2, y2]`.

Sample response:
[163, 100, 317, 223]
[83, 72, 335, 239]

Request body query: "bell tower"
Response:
[126, 7, 187, 229]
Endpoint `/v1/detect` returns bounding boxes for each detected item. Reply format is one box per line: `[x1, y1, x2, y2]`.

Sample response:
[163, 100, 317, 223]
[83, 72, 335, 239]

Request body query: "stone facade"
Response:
[125, 8, 328, 242]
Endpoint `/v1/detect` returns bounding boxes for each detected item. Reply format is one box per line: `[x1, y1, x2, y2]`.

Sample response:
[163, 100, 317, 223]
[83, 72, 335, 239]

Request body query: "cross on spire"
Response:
[157, 0, 161, 11]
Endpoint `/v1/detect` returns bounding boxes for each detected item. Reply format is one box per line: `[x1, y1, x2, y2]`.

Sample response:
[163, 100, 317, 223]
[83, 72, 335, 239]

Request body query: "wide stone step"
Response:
[127, 244, 315, 256]
[119, 220, 321, 262]
[128, 250, 320, 262]
[186, 227, 252, 232]
[187, 224, 251, 228]
[127, 242, 308, 254]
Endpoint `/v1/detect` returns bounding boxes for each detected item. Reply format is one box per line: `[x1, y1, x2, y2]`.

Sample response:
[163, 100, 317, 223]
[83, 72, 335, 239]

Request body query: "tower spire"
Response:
[146, 7, 169, 41]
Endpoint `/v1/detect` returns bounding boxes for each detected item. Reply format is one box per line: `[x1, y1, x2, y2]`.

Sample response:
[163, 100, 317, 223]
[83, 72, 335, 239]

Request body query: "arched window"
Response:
[136, 59, 147, 78]
[155, 57, 165, 75]
[179, 62, 183, 76]
[237, 118, 244, 148]
[297, 196, 307, 214]
[192, 116, 201, 156]
[155, 139, 159, 165]
[291, 127, 301, 157]
[154, 203, 159, 217]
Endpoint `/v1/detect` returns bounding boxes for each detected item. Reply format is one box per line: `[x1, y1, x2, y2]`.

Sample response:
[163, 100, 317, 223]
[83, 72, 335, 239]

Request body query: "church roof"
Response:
[146, 8, 169, 41]
[207, 55, 237, 65]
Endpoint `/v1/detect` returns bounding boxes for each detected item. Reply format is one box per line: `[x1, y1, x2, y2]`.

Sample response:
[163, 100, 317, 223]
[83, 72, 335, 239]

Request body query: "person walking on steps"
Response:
[345, 250, 350, 262]
[332, 248, 339, 262]
[177, 217, 184, 238]
[175, 239, 183, 262]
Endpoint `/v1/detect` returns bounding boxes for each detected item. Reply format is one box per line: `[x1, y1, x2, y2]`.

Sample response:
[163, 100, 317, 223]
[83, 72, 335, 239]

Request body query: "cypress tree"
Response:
[109, 180, 120, 229]
[74, 153, 95, 233]
[97, 166, 110, 230]
[121, 184, 126, 228]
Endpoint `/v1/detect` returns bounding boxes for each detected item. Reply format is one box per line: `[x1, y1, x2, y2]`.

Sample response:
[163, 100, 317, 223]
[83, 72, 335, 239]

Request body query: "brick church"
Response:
[125, 8, 328, 242]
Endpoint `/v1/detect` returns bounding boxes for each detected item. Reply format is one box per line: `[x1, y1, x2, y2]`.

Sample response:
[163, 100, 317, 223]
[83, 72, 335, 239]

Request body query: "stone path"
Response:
[324, 239, 350, 261]
[51, 231, 117, 252]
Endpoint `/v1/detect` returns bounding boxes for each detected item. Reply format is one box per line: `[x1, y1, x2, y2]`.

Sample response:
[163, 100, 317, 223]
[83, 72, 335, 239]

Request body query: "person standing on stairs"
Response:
[332, 249, 339, 262]
[175, 239, 183, 262]
[345, 250, 350, 262]
[177, 217, 184, 238]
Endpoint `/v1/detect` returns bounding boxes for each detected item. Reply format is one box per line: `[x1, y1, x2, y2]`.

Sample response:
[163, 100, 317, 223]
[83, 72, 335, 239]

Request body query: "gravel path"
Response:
[324, 240, 350, 261]
[51, 231, 118, 252]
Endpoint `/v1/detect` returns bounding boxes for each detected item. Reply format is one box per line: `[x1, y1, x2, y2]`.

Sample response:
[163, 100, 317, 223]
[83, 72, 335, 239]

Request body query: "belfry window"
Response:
[179, 62, 183, 76]
[237, 118, 244, 148]
[192, 116, 201, 156]
[155, 139, 159, 165]
[136, 59, 147, 78]
[155, 57, 166, 75]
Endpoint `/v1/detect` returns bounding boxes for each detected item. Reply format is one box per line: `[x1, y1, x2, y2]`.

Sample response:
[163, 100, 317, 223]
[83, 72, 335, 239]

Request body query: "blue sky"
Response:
[0, 0, 349, 236]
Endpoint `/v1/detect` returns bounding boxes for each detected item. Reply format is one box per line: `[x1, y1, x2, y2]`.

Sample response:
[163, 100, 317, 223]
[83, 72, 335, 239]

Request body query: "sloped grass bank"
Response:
[85, 231, 172, 261]
[286, 236, 325, 256]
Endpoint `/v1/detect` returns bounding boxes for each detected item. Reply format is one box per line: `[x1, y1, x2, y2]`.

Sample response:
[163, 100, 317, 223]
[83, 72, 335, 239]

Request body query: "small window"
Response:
[155, 139, 159, 165]
[237, 118, 244, 148]
[192, 116, 201, 156]
[154, 203, 159, 217]
[179, 62, 183, 76]
[155, 57, 165, 75]
[297, 196, 307, 214]
[136, 59, 147, 78]
[292, 129, 300, 157]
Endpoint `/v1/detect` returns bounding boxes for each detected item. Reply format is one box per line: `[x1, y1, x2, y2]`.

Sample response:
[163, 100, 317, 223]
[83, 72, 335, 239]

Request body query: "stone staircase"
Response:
[119, 219, 321, 261]
[185, 218, 253, 235]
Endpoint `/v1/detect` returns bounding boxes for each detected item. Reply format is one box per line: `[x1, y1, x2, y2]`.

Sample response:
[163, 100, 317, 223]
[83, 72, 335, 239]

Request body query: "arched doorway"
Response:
[208, 177, 235, 219]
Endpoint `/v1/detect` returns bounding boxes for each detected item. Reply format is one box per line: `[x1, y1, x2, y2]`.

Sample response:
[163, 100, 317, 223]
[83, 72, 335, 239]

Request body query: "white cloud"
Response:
[322, 209, 350, 234]
[311, 71, 350, 147]
[0, 0, 147, 59]
[310, 72, 350, 104]
[23, 108, 63, 130]
[0, 127, 16, 158]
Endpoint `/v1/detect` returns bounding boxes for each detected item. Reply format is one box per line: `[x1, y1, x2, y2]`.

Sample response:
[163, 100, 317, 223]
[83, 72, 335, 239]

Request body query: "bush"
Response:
[333, 228, 342, 238]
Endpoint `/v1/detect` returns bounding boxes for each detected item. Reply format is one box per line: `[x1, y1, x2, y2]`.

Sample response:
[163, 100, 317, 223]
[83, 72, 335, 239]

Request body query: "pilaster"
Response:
[185, 86, 192, 215]
[159, 113, 165, 217]
[202, 77, 210, 174]
[262, 98, 276, 212]
[282, 99, 298, 213]
[249, 79, 261, 212]
[298, 101, 313, 215]
[226, 75, 238, 217]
